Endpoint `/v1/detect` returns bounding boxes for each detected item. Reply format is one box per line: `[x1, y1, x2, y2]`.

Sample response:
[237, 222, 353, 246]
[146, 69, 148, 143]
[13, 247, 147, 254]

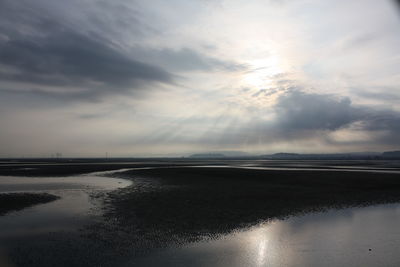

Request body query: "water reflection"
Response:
[0, 190, 91, 238]
[0, 174, 131, 192]
[131, 204, 400, 267]
[0, 170, 132, 266]
[0, 171, 131, 241]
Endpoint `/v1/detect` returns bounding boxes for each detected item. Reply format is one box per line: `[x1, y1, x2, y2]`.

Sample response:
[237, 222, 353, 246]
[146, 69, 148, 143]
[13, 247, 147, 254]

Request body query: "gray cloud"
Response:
[0, 0, 174, 101]
[0, 0, 245, 103]
[86, 1, 159, 39]
[275, 90, 363, 131]
[130, 47, 248, 72]
[273, 90, 400, 146]
[0, 29, 173, 97]
[353, 89, 400, 102]
[150, 89, 400, 148]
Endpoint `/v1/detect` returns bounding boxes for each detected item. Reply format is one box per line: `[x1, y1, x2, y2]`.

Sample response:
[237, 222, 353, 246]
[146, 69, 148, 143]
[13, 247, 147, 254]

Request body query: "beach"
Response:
[1, 159, 400, 266]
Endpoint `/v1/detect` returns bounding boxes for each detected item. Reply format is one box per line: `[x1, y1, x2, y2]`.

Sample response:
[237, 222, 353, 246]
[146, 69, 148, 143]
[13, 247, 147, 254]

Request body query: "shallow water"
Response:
[0, 172, 132, 192]
[0, 171, 131, 240]
[131, 204, 400, 267]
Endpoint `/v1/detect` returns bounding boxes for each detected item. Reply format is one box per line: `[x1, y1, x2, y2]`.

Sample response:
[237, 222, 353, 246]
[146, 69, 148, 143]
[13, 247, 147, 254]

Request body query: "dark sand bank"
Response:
[0, 193, 60, 215]
[0, 159, 214, 177]
[0, 158, 399, 177]
[87, 167, 400, 260]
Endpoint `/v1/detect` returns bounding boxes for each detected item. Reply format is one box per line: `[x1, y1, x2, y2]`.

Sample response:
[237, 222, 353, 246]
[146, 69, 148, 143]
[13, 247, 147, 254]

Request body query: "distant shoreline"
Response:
[1, 149, 400, 161]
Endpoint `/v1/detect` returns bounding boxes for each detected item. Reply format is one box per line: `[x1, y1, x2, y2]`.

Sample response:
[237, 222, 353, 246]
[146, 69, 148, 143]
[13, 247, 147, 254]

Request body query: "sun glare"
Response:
[243, 55, 284, 88]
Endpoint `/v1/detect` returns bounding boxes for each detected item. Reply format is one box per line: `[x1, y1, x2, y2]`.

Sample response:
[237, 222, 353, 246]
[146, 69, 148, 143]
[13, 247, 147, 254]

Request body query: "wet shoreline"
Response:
[0, 169, 132, 266]
[99, 166, 400, 245]
[1, 160, 400, 266]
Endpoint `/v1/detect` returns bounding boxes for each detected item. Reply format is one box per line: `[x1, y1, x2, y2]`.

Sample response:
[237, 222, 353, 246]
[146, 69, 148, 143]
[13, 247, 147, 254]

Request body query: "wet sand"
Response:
[1, 160, 400, 266]
[92, 166, 400, 258]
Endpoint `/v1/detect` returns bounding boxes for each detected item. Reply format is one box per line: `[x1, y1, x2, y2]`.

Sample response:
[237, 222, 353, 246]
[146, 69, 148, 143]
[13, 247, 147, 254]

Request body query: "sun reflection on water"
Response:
[257, 234, 268, 266]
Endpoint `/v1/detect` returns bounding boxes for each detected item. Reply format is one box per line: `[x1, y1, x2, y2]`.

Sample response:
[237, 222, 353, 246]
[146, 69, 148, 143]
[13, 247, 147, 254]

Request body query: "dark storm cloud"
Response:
[0, 87, 103, 103]
[272, 90, 400, 146]
[0, 0, 174, 101]
[0, 29, 173, 96]
[275, 91, 363, 131]
[0, 0, 245, 102]
[359, 110, 400, 146]
[0, 0, 253, 105]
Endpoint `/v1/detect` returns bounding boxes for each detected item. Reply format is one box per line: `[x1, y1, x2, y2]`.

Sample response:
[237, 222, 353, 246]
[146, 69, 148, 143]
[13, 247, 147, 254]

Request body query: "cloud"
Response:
[353, 89, 400, 102]
[0, 0, 245, 103]
[0, 29, 173, 98]
[1, 0, 400, 156]
[274, 90, 363, 131]
[0, 0, 173, 101]
[155, 89, 400, 149]
[129, 47, 248, 72]
[272, 90, 400, 147]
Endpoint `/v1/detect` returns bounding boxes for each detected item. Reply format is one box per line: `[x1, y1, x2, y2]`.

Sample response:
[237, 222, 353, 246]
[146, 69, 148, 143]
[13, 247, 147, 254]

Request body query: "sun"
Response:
[242, 54, 284, 88]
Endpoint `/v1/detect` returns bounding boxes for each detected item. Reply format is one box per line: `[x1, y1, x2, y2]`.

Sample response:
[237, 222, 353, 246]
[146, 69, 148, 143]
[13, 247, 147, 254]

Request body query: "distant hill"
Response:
[189, 153, 226, 158]
[382, 151, 400, 158]
[188, 150, 399, 160]
[189, 151, 249, 158]
[217, 151, 250, 157]
[269, 153, 300, 159]
[260, 152, 382, 160]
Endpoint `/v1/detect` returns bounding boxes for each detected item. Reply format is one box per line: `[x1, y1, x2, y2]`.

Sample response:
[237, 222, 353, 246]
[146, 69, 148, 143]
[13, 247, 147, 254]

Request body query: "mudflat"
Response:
[1, 160, 400, 266]
[94, 166, 400, 255]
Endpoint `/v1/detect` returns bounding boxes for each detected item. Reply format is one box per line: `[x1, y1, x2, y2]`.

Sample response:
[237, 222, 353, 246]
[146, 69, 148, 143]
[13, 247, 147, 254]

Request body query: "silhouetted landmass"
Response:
[269, 153, 300, 159]
[261, 152, 383, 160]
[0, 149, 400, 163]
[189, 153, 226, 158]
[0, 193, 60, 215]
[187, 150, 398, 160]
[382, 151, 400, 159]
[186, 151, 399, 160]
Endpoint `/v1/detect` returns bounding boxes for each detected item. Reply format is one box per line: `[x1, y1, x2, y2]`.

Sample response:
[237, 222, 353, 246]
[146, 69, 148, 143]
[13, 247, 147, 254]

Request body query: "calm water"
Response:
[0, 171, 131, 240]
[131, 204, 400, 267]
[0, 170, 133, 266]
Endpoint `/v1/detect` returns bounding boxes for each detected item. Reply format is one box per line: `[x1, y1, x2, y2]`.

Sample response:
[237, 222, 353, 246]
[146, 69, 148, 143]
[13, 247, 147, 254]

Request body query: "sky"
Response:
[0, 0, 400, 157]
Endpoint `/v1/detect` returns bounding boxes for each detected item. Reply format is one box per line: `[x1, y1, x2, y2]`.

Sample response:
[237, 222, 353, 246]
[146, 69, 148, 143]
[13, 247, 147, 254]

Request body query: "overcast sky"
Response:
[1, 0, 400, 157]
